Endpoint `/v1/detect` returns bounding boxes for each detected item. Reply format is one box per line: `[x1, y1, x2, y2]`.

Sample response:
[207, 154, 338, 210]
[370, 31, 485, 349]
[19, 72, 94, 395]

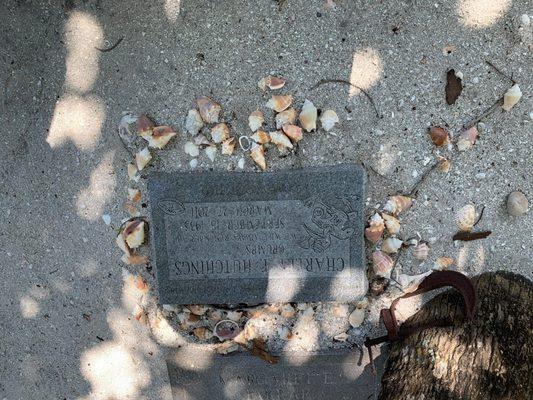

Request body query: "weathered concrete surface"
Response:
[0, 0, 531, 399]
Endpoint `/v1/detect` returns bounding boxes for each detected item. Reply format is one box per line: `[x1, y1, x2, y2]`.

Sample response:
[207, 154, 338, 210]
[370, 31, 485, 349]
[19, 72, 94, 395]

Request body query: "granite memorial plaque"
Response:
[166, 346, 385, 400]
[148, 164, 366, 304]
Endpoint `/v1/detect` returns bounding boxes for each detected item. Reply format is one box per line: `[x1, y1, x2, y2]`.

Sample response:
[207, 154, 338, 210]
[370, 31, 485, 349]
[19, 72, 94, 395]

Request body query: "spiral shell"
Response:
[185, 109, 204, 136]
[457, 126, 478, 151]
[320, 109, 339, 131]
[258, 75, 286, 91]
[196, 96, 221, 123]
[382, 237, 403, 254]
[457, 204, 476, 232]
[266, 95, 293, 112]
[372, 250, 394, 279]
[248, 110, 264, 132]
[502, 84, 522, 111]
[251, 130, 270, 144]
[507, 191, 528, 216]
[210, 123, 230, 144]
[269, 131, 293, 149]
[428, 126, 449, 147]
[299, 99, 317, 132]
[413, 242, 429, 261]
[364, 213, 384, 243]
[275, 108, 297, 129]
[381, 213, 401, 235]
[383, 195, 412, 215]
[282, 124, 303, 143]
[251, 144, 267, 171]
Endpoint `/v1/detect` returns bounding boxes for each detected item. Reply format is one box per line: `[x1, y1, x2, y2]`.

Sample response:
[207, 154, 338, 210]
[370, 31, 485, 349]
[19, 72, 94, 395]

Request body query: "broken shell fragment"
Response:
[258, 75, 286, 91]
[196, 96, 221, 123]
[275, 108, 297, 129]
[121, 253, 149, 266]
[269, 131, 293, 149]
[226, 311, 243, 322]
[205, 145, 217, 162]
[364, 213, 385, 243]
[348, 308, 365, 328]
[135, 147, 152, 171]
[502, 84, 522, 111]
[216, 341, 239, 354]
[137, 114, 154, 135]
[457, 204, 476, 232]
[185, 109, 204, 136]
[251, 130, 271, 144]
[128, 188, 141, 203]
[383, 195, 413, 215]
[123, 220, 145, 249]
[184, 141, 200, 157]
[143, 126, 176, 149]
[320, 109, 339, 131]
[193, 327, 214, 341]
[507, 191, 528, 216]
[428, 126, 449, 147]
[457, 126, 478, 151]
[282, 124, 303, 143]
[434, 257, 454, 270]
[221, 138, 236, 155]
[437, 156, 451, 173]
[413, 242, 429, 261]
[214, 319, 240, 341]
[372, 250, 394, 279]
[334, 332, 349, 342]
[210, 123, 230, 144]
[250, 144, 267, 171]
[381, 213, 401, 235]
[299, 99, 317, 132]
[248, 110, 264, 132]
[382, 237, 403, 254]
[193, 134, 211, 147]
[266, 95, 293, 112]
[280, 304, 296, 318]
[188, 305, 208, 315]
[127, 163, 139, 182]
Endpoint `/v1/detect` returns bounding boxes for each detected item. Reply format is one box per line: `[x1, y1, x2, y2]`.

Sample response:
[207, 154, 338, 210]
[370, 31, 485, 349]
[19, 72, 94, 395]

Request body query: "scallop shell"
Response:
[127, 163, 139, 182]
[413, 242, 429, 260]
[137, 114, 154, 135]
[185, 109, 204, 136]
[269, 131, 293, 149]
[502, 84, 522, 111]
[457, 126, 478, 151]
[214, 319, 240, 341]
[221, 137, 236, 155]
[123, 220, 145, 249]
[381, 213, 401, 235]
[250, 144, 267, 171]
[210, 123, 230, 143]
[275, 108, 297, 129]
[372, 250, 394, 278]
[299, 99, 317, 132]
[320, 109, 339, 131]
[382, 237, 403, 254]
[184, 141, 200, 157]
[507, 191, 528, 216]
[428, 126, 449, 147]
[196, 96, 221, 123]
[135, 147, 152, 170]
[457, 204, 476, 232]
[143, 125, 176, 149]
[434, 257, 454, 270]
[383, 195, 413, 215]
[281, 124, 303, 143]
[258, 75, 286, 91]
[248, 110, 264, 132]
[266, 95, 293, 112]
[364, 213, 384, 243]
[205, 145, 217, 162]
[348, 308, 365, 328]
[128, 188, 141, 203]
[251, 130, 270, 144]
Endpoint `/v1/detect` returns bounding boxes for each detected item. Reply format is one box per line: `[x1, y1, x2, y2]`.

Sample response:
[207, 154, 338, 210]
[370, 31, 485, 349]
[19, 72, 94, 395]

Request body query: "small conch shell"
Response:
[275, 108, 297, 129]
[507, 191, 528, 216]
[185, 109, 204, 136]
[381, 213, 401, 235]
[269, 131, 293, 149]
[196, 96, 221, 123]
[502, 84, 522, 111]
[320, 109, 339, 131]
[428, 126, 449, 147]
[251, 130, 270, 144]
[210, 123, 230, 143]
[299, 99, 317, 132]
[413, 242, 429, 260]
[434, 257, 454, 270]
[364, 213, 384, 243]
[205, 145, 217, 162]
[248, 110, 264, 132]
[457, 126, 478, 151]
[348, 308, 365, 328]
[258, 75, 286, 91]
[137, 114, 154, 135]
[250, 144, 267, 171]
[382, 237, 403, 254]
[184, 141, 200, 157]
[457, 204, 476, 232]
[135, 147, 152, 170]
[372, 250, 394, 279]
[221, 137, 236, 155]
[383, 195, 412, 215]
[143, 125, 176, 149]
[123, 220, 145, 249]
[281, 124, 303, 142]
[266, 95, 293, 112]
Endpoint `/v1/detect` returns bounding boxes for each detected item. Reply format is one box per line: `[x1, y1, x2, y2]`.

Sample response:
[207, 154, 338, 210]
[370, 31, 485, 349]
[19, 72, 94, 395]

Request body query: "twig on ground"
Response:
[473, 205, 485, 227]
[452, 231, 492, 241]
[485, 60, 516, 84]
[462, 97, 503, 130]
[408, 161, 440, 198]
[96, 36, 124, 52]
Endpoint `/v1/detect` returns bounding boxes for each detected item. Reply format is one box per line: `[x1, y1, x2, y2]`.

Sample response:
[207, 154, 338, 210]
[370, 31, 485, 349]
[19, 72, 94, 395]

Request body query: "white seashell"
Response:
[434, 257, 454, 270]
[372, 250, 394, 278]
[413, 242, 429, 260]
[507, 191, 528, 216]
[383, 195, 412, 215]
[502, 84, 522, 111]
[185, 109, 204, 136]
[275, 108, 297, 129]
[299, 99, 317, 132]
[457, 204, 476, 232]
[205, 145, 217, 162]
[397, 271, 432, 293]
[348, 308, 365, 328]
[128, 188, 141, 203]
[237, 158, 245, 169]
[364, 213, 384, 243]
[127, 163, 139, 182]
[196, 96, 221, 123]
[258, 75, 286, 91]
[251, 130, 270, 144]
[381, 213, 401, 235]
[210, 123, 230, 144]
[143, 125, 176, 149]
[124, 220, 145, 249]
[382, 237, 403, 254]
[184, 141, 200, 157]
[135, 147, 152, 170]
[457, 126, 478, 151]
[333, 332, 349, 342]
[269, 131, 293, 149]
[266, 95, 293, 112]
[248, 110, 264, 132]
[320, 109, 339, 131]
[221, 138, 236, 155]
[226, 311, 243, 321]
[250, 144, 267, 171]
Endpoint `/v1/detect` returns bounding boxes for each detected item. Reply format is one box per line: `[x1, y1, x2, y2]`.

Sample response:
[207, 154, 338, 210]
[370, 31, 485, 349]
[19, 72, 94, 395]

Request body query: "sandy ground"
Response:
[0, 0, 531, 399]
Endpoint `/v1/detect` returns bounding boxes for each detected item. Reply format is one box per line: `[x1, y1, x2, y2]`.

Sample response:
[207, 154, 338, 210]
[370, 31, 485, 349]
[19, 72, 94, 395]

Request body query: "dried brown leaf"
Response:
[445, 69, 463, 105]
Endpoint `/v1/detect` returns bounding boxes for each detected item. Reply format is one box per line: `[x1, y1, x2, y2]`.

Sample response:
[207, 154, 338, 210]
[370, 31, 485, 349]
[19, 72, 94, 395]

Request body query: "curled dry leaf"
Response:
[135, 147, 152, 171]
[320, 109, 339, 131]
[299, 99, 317, 132]
[184, 141, 200, 157]
[372, 250, 394, 279]
[245, 338, 279, 364]
[248, 110, 264, 132]
[258, 75, 286, 91]
[196, 96, 221, 123]
[383, 195, 412, 215]
[185, 109, 204, 136]
[127, 163, 140, 182]
[382, 213, 400, 235]
[364, 213, 384, 243]
[250, 144, 267, 171]
[266, 95, 292, 112]
[269, 131, 293, 150]
[457, 126, 478, 151]
[445, 68, 463, 105]
[205, 145, 217, 162]
[457, 204, 476, 232]
[221, 137, 236, 155]
[124, 220, 145, 248]
[137, 114, 154, 135]
[382, 237, 403, 254]
[428, 126, 449, 147]
[281, 124, 303, 143]
[251, 130, 270, 144]
[128, 188, 141, 203]
[143, 126, 176, 149]
[502, 84, 522, 111]
[275, 108, 297, 129]
[210, 123, 230, 143]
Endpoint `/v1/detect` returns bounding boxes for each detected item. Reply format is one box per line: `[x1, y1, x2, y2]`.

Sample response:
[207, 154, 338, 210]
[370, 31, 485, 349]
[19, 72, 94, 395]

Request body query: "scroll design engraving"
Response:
[158, 199, 185, 215]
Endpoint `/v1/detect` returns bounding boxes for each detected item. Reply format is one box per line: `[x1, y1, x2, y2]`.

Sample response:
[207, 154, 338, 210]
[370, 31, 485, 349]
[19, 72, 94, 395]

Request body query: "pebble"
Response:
[102, 214, 111, 225]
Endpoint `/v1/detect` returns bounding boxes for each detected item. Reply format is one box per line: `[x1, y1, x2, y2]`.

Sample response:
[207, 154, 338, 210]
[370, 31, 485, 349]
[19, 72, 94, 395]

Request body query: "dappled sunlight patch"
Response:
[456, 241, 486, 273]
[328, 268, 362, 299]
[169, 345, 214, 371]
[265, 265, 302, 302]
[164, 0, 182, 22]
[76, 151, 116, 221]
[457, 0, 511, 28]
[348, 47, 383, 97]
[376, 142, 397, 176]
[47, 94, 105, 151]
[283, 308, 319, 365]
[20, 295, 39, 318]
